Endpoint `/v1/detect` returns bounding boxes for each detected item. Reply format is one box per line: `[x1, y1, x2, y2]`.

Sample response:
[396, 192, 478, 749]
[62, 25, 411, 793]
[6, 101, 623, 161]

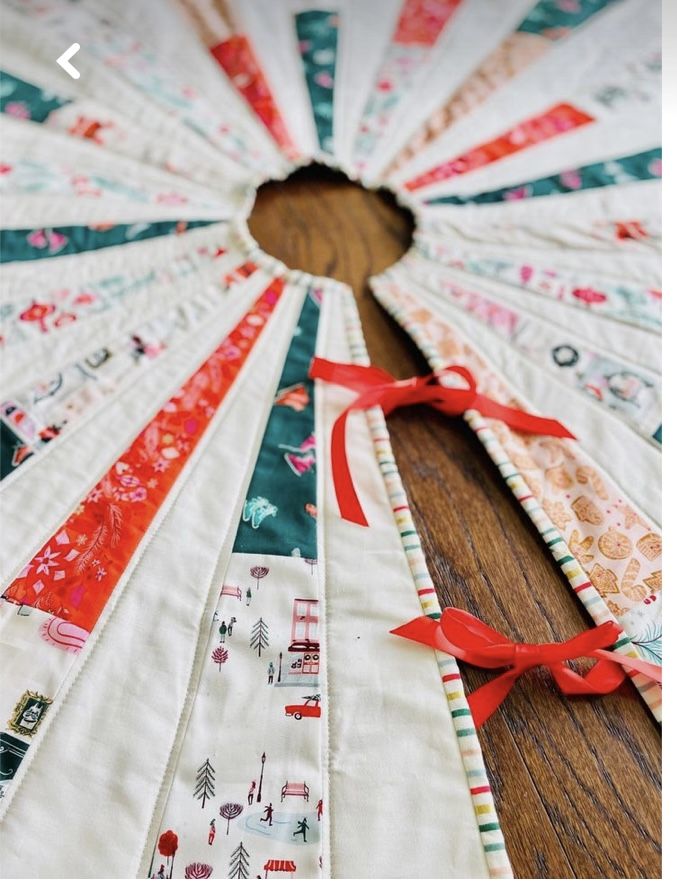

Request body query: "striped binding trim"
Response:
[339, 289, 513, 879]
[371, 284, 662, 724]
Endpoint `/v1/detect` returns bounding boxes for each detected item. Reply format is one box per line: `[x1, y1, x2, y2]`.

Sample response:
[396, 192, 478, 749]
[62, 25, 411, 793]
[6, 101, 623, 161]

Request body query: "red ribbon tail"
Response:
[474, 394, 576, 440]
[331, 410, 368, 526]
[466, 671, 521, 728]
[390, 615, 442, 649]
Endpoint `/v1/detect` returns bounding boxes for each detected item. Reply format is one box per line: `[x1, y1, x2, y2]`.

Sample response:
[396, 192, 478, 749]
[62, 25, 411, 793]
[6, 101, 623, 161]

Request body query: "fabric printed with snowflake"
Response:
[295, 10, 339, 153]
[234, 288, 321, 560]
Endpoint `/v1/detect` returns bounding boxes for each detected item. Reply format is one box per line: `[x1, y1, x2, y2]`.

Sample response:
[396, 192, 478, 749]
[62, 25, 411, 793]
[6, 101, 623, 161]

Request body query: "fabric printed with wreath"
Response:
[376, 282, 662, 662]
[415, 238, 661, 331]
[2, 279, 285, 632]
[234, 288, 321, 560]
[426, 146, 662, 205]
[0, 220, 216, 264]
[351, 0, 463, 169]
[295, 10, 339, 154]
[149, 553, 323, 880]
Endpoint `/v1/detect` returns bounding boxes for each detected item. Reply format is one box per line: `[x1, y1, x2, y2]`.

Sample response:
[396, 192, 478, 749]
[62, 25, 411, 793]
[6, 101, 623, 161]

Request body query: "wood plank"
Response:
[248, 164, 661, 879]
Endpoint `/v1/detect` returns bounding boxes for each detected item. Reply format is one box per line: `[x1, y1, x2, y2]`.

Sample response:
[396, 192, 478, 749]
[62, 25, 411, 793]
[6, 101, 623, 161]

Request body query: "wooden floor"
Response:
[249, 164, 661, 879]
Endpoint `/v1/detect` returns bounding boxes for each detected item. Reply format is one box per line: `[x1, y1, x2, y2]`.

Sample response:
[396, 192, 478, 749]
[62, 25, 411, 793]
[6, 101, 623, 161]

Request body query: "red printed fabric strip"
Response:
[393, 0, 463, 46]
[3, 278, 285, 632]
[211, 35, 296, 154]
[405, 102, 595, 191]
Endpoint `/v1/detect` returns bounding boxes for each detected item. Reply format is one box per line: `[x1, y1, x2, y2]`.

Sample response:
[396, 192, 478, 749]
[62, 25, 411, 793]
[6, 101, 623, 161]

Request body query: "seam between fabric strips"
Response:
[0, 279, 285, 827]
[369, 281, 662, 724]
[313, 278, 343, 880]
[0, 276, 266, 588]
[0, 270, 264, 493]
[134, 280, 308, 877]
[338, 286, 513, 879]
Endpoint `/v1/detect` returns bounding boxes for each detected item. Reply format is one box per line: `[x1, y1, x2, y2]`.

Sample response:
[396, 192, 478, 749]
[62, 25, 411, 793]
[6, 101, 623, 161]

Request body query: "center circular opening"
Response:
[248, 163, 415, 288]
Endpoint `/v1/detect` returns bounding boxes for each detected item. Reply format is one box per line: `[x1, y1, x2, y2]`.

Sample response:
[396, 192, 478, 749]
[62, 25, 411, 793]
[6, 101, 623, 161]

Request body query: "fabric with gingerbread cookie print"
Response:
[370, 271, 661, 719]
[0, 0, 660, 878]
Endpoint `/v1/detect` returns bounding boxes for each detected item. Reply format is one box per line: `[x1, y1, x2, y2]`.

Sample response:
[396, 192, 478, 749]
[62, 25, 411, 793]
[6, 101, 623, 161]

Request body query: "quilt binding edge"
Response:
[228, 219, 513, 878]
[368, 276, 662, 724]
[338, 285, 513, 879]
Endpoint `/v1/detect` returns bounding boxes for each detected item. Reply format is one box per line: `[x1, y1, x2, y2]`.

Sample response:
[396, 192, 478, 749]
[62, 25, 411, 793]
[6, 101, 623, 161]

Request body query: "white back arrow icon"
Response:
[56, 43, 81, 79]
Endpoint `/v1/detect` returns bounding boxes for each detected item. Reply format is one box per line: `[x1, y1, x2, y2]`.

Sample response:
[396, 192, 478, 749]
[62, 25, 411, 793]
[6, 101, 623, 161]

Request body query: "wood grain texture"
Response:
[249, 164, 661, 879]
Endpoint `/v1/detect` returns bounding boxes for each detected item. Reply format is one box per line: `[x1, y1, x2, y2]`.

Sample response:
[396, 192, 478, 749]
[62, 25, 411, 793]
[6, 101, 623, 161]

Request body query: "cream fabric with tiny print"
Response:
[0, 280, 306, 876]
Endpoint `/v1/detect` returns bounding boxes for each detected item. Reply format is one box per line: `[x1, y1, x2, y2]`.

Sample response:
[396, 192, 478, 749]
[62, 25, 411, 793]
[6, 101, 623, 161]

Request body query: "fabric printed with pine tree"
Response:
[147, 286, 325, 877]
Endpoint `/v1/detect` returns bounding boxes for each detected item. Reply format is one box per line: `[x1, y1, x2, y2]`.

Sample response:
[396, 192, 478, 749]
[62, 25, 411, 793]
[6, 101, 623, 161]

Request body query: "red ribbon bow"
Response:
[309, 357, 575, 526]
[392, 609, 662, 727]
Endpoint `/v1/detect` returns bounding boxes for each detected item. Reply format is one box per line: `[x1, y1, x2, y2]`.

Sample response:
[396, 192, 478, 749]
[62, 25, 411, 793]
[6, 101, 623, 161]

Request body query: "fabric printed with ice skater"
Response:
[295, 10, 339, 153]
[292, 817, 310, 843]
[233, 289, 321, 559]
[219, 618, 237, 642]
[0, 220, 215, 263]
[426, 146, 662, 205]
[149, 552, 322, 876]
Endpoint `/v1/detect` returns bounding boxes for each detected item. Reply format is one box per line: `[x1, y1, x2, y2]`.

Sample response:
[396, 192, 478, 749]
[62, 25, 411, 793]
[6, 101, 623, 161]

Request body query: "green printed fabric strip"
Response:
[295, 10, 339, 153]
[426, 147, 662, 206]
[0, 220, 216, 263]
[517, 0, 618, 38]
[233, 287, 321, 559]
[1, 70, 71, 122]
